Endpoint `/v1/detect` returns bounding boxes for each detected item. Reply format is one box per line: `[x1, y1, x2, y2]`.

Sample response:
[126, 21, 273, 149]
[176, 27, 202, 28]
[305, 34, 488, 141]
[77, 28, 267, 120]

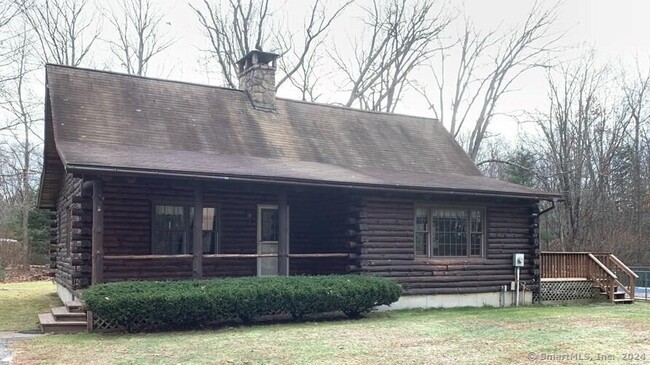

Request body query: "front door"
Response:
[257, 205, 288, 276]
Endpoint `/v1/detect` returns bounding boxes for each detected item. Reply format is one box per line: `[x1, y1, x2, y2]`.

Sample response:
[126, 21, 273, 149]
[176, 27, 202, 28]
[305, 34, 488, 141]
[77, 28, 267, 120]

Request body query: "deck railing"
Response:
[541, 252, 638, 302]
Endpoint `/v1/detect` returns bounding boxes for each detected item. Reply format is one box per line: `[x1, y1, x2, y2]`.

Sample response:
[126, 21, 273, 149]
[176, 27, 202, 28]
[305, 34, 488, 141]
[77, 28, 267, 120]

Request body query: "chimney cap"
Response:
[237, 50, 279, 73]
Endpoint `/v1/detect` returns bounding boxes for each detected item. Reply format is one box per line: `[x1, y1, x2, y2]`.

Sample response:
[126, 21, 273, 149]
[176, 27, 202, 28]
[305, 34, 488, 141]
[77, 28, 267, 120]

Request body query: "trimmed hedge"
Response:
[83, 275, 401, 332]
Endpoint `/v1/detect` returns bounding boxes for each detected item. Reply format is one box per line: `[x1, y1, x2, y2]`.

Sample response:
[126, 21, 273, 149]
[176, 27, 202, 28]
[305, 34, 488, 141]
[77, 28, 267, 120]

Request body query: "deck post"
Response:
[193, 184, 204, 279]
[91, 179, 104, 284]
[278, 190, 289, 276]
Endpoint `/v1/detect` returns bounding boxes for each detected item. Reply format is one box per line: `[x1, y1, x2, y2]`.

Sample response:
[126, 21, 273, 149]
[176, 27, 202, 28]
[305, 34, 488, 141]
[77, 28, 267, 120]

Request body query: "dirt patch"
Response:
[0, 266, 51, 284]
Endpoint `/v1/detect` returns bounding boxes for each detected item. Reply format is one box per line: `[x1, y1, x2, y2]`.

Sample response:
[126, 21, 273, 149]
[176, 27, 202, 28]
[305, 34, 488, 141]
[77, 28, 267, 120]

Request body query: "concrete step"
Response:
[64, 300, 85, 313]
[613, 298, 634, 304]
[51, 306, 87, 322]
[38, 313, 87, 334]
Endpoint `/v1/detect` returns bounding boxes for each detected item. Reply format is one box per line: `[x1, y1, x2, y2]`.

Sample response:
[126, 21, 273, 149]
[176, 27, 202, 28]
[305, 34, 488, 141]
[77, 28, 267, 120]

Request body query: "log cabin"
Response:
[39, 50, 561, 310]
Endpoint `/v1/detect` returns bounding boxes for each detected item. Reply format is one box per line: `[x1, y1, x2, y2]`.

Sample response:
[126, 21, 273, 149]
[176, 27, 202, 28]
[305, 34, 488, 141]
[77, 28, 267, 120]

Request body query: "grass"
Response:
[0, 280, 61, 332]
[10, 296, 650, 365]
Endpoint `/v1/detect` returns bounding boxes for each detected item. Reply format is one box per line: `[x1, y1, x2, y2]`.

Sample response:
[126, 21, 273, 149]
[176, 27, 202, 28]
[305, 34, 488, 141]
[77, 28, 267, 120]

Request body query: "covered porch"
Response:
[88, 176, 357, 284]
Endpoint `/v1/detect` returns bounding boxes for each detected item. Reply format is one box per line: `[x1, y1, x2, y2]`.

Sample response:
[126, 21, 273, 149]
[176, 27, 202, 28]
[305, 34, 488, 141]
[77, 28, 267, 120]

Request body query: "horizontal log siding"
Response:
[356, 196, 539, 295]
[52, 174, 92, 291]
[98, 179, 352, 282]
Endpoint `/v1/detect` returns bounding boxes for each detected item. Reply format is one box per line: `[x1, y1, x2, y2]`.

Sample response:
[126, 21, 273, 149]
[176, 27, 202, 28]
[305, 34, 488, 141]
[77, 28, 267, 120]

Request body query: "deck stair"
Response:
[38, 300, 88, 333]
[541, 252, 638, 304]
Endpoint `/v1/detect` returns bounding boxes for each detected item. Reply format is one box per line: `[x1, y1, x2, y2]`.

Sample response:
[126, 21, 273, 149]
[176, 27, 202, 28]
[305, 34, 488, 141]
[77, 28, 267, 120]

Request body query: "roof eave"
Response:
[66, 163, 562, 201]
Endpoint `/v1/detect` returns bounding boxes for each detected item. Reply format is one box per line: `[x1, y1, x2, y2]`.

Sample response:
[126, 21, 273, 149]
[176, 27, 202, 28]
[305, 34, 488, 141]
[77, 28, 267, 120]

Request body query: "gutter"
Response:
[67, 164, 562, 201]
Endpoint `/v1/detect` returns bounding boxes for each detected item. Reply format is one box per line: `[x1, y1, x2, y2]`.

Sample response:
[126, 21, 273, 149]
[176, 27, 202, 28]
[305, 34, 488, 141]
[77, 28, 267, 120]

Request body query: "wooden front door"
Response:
[257, 205, 281, 276]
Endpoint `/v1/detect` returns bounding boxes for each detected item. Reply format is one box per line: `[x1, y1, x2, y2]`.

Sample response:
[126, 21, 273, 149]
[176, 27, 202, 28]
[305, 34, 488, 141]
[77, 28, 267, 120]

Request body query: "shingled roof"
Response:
[38, 64, 559, 208]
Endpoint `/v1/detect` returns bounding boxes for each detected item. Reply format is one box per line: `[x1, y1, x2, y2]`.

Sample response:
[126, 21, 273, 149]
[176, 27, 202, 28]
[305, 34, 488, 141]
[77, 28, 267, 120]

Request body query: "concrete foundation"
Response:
[56, 283, 80, 303]
[377, 291, 533, 311]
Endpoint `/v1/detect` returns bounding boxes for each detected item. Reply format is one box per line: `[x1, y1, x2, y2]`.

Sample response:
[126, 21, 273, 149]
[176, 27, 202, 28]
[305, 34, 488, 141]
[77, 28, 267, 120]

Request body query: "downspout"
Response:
[535, 198, 558, 305]
[537, 198, 558, 250]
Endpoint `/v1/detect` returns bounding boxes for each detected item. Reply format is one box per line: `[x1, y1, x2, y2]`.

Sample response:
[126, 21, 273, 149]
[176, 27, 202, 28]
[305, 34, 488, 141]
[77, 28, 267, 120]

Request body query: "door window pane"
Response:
[260, 208, 278, 242]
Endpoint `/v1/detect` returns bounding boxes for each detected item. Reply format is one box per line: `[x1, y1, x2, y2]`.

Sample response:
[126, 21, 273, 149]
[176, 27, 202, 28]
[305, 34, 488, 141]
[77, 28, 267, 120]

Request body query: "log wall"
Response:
[51, 174, 92, 291]
[353, 195, 540, 296]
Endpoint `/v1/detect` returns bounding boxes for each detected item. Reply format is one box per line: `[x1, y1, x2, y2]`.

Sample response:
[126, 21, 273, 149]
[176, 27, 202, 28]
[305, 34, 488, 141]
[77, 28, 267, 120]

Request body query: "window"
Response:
[414, 206, 484, 258]
[152, 204, 219, 254]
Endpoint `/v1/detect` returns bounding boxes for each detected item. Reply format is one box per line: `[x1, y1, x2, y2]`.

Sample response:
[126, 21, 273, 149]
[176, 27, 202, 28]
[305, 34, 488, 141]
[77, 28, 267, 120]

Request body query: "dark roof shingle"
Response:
[40, 64, 559, 207]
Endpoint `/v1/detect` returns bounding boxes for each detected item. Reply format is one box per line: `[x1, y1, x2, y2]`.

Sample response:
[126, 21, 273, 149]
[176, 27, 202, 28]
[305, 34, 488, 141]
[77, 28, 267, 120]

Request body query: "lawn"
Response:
[7, 287, 650, 365]
[0, 280, 61, 332]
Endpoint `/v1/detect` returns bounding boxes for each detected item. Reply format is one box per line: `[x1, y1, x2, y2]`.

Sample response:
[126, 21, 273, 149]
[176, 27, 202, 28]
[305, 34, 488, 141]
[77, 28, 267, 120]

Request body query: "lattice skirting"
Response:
[535, 280, 600, 303]
[89, 312, 162, 332]
[89, 311, 121, 332]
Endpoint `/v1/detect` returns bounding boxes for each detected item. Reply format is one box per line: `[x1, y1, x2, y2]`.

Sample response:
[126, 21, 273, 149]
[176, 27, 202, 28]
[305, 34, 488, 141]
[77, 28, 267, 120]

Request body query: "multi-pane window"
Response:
[414, 207, 484, 258]
[152, 205, 219, 254]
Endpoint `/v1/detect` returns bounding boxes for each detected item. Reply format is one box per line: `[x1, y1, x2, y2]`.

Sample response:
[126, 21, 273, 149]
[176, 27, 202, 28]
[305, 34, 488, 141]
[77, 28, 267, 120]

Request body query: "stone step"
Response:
[64, 300, 85, 313]
[51, 306, 87, 322]
[38, 313, 87, 334]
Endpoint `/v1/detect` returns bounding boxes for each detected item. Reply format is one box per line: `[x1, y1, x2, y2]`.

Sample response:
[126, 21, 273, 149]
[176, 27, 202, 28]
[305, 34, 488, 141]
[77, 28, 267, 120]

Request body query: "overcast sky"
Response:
[151, 0, 650, 82]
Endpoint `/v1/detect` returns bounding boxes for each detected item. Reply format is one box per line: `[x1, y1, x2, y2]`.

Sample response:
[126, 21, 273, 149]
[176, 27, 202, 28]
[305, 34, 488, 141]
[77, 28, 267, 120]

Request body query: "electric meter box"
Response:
[513, 253, 525, 267]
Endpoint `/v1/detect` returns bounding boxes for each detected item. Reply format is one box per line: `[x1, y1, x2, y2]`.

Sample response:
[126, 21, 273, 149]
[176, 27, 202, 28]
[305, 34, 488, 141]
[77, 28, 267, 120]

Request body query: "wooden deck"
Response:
[540, 252, 638, 303]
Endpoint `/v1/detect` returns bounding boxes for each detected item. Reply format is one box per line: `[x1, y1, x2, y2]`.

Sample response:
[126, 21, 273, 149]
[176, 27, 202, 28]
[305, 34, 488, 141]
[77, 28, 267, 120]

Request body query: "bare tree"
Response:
[0, 29, 42, 265]
[106, 0, 175, 76]
[531, 55, 633, 254]
[422, 1, 561, 160]
[192, 0, 350, 90]
[620, 59, 650, 233]
[284, 48, 324, 102]
[0, 1, 20, 82]
[0, 1, 18, 28]
[17, 0, 100, 66]
[276, 0, 352, 101]
[332, 0, 449, 112]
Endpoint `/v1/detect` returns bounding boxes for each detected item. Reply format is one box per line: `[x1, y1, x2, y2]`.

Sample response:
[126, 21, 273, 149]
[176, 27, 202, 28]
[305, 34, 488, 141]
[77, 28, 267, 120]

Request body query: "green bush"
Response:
[83, 275, 401, 332]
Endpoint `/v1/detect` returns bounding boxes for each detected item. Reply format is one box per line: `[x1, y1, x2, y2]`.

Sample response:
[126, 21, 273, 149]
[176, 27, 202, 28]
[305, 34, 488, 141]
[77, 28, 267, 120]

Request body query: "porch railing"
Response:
[103, 253, 351, 260]
[541, 251, 639, 303]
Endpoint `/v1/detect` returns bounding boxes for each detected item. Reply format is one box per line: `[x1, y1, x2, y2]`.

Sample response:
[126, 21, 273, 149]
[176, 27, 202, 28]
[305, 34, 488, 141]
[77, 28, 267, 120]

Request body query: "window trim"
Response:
[150, 201, 221, 255]
[413, 205, 486, 259]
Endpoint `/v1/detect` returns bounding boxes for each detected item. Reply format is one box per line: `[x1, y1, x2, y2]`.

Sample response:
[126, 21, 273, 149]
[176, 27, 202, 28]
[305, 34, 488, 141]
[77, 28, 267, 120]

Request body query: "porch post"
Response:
[278, 190, 289, 276]
[91, 179, 104, 284]
[193, 184, 204, 279]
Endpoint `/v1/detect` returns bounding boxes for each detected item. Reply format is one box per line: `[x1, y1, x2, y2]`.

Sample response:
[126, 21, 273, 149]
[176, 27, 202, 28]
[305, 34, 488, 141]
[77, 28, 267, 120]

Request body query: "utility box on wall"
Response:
[513, 253, 525, 267]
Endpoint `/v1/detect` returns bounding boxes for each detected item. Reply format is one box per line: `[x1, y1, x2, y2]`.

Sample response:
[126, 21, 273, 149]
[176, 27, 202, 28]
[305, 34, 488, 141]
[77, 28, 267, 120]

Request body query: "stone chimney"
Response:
[236, 50, 279, 111]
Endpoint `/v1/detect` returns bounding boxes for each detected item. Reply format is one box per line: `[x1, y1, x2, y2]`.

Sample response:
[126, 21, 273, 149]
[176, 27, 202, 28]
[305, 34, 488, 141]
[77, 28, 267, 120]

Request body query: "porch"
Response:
[88, 177, 357, 285]
[539, 251, 639, 304]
